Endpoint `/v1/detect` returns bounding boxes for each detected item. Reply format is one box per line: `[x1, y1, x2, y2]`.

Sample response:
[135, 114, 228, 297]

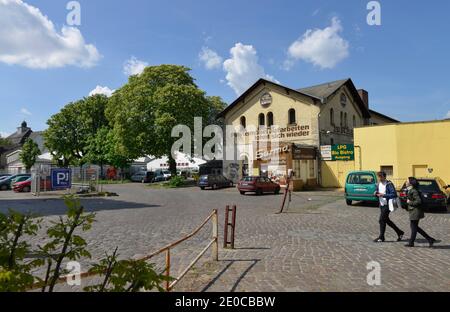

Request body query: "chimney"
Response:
[358, 89, 369, 110]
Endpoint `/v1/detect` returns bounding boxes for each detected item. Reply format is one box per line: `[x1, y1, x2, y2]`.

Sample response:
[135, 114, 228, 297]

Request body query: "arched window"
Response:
[330, 108, 334, 126]
[288, 109, 296, 125]
[340, 93, 347, 107]
[340, 111, 344, 127]
[267, 112, 274, 127]
[240, 116, 246, 128]
[344, 113, 348, 127]
[353, 115, 356, 127]
[258, 113, 265, 127]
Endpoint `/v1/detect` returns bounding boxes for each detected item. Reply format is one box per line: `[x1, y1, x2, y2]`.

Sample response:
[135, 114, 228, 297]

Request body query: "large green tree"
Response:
[44, 95, 109, 167]
[19, 139, 41, 172]
[107, 65, 220, 174]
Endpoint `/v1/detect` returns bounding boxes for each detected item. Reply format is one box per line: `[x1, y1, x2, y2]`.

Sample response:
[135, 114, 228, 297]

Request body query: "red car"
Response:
[13, 178, 52, 193]
[238, 176, 281, 195]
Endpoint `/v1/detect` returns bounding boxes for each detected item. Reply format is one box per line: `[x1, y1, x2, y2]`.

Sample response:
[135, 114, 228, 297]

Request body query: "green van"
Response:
[345, 171, 379, 206]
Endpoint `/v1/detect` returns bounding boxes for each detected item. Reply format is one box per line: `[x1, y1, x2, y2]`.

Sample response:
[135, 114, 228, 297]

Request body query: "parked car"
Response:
[0, 174, 11, 179]
[238, 176, 281, 195]
[0, 174, 31, 191]
[345, 171, 379, 206]
[198, 174, 234, 190]
[399, 178, 449, 212]
[131, 171, 155, 183]
[153, 169, 172, 182]
[13, 177, 52, 193]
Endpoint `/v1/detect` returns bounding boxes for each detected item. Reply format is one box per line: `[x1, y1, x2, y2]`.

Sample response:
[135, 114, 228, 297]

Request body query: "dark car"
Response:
[399, 178, 449, 212]
[131, 171, 155, 183]
[198, 174, 234, 190]
[0, 174, 31, 191]
[0, 174, 12, 179]
[238, 176, 281, 195]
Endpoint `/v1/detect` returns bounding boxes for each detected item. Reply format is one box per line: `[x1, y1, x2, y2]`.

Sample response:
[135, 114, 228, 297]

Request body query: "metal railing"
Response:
[30, 209, 219, 292]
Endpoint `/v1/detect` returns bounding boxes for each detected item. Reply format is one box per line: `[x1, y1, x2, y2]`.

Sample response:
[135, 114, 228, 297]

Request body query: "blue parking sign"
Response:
[51, 168, 72, 190]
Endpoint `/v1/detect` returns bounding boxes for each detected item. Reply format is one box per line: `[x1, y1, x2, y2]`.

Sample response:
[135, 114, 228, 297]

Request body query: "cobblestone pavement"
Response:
[0, 185, 449, 292]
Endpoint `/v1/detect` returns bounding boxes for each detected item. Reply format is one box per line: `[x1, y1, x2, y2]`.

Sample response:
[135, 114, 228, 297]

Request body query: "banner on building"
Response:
[321, 145, 355, 161]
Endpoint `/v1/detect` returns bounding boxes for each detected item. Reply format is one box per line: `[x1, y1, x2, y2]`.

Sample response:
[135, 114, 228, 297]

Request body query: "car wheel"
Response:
[200, 187, 205, 190]
[212, 184, 217, 190]
[256, 188, 263, 196]
[0, 185, 7, 191]
[346, 199, 352, 206]
[274, 188, 280, 195]
[22, 186, 31, 193]
[240, 191, 245, 195]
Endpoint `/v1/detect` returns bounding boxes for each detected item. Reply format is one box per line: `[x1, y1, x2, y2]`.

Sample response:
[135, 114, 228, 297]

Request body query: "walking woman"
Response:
[405, 177, 437, 248]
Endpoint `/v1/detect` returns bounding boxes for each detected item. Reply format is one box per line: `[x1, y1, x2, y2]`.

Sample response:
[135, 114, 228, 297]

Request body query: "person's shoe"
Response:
[373, 238, 385, 243]
[397, 232, 405, 242]
[428, 238, 436, 248]
[404, 243, 414, 247]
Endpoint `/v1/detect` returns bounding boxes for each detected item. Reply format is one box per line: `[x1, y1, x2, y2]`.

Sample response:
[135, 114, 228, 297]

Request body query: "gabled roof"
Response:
[298, 78, 371, 118]
[217, 78, 322, 118]
[298, 79, 349, 99]
[369, 110, 400, 123]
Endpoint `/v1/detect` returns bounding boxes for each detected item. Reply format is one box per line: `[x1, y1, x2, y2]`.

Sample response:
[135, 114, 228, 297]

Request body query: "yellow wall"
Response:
[321, 160, 356, 188]
[355, 120, 450, 187]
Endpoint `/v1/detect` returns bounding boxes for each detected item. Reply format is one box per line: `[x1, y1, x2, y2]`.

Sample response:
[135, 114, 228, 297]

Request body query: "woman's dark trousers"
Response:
[409, 220, 432, 244]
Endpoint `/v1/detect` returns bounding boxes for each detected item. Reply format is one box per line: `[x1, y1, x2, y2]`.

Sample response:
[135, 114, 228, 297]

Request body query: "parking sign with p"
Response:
[51, 168, 72, 190]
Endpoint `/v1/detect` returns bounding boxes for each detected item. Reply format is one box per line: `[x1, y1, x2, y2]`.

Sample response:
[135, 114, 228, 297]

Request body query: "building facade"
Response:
[219, 78, 398, 190]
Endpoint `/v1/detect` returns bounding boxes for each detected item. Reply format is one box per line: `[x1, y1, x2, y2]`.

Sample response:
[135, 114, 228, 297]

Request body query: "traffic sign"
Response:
[51, 168, 72, 190]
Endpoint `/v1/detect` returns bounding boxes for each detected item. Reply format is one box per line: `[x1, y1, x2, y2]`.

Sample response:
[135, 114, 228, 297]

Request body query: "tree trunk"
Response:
[168, 154, 177, 176]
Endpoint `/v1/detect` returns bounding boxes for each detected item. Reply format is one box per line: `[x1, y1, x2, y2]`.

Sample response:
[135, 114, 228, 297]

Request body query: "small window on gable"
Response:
[240, 116, 246, 129]
[340, 93, 347, 107]
[288, 109, 296, 125]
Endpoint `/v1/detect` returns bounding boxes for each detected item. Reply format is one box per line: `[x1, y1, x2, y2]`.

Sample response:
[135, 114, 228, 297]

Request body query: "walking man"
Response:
[374, 172, 405, 243]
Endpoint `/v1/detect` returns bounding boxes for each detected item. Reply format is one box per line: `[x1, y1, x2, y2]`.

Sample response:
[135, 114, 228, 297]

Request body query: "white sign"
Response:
[320, 145, 332, 161]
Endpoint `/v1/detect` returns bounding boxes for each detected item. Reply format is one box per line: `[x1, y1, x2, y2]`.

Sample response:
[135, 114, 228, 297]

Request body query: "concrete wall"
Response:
[320, 160, 356, 188]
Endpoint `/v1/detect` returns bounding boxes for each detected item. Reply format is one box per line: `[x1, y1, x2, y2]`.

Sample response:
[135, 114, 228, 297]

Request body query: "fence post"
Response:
[231, 205, 237, 250]
[165, 249, 171, 292]
[212, 209, 218, 261]
[223, 205, 229, 248]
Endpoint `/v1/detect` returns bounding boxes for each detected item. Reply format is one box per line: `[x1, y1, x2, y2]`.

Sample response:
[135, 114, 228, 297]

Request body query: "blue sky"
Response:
[1, 0, 450, 136]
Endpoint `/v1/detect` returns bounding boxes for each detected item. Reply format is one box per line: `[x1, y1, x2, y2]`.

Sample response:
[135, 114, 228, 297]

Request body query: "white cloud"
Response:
[199, 47, 223, 70]
[0, 131, 10, 138]
[123, 56, 148, 76]
[20, 108, 32, 116]
[223, 43, 279, 95]
[89, 85, 114, 97]
[446, 110, 450, 119]
[285, 17, 349, 70]
[0, 0, 101, 69]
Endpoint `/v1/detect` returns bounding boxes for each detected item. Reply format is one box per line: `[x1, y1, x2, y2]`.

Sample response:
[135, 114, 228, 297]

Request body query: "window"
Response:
[353, 115, 356, 127]
[330, 108, 335, 126]
[344, 113, 348, 127]
[380, 166, 394, 179]
[240, 116, 246, 128]
[340, 93, 347, 107]
[293, 160, 301, 179]
[347, 174, 375, 185]
[267, 112, 274, 127]
[309, 160, 315, 178]
[330, 138, 334, 145]
[340, 111, 343, 127]
[288, 109, 296, 125]
[258, 113, 265, 127]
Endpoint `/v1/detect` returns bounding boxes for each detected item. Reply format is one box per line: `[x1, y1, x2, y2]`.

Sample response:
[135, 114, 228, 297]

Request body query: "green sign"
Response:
[331, 144, 355, 161]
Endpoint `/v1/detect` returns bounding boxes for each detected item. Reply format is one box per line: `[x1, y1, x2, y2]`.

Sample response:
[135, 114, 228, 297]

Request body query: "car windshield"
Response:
[200, 176, 209, 181]
[347, 174, 375, 185]
[417, 180, 440, 192]
[242, 177, 254, 182]
[163, 171, 170, 175]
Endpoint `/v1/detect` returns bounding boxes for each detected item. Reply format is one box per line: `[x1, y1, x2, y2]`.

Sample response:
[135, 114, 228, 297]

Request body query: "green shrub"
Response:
[167, 176, 185, 188]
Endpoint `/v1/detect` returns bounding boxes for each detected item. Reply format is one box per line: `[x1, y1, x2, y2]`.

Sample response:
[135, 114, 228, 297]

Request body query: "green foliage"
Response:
[0, 211, 42, 291]
[38, 196, 95, 292]
[44, 95, 109, 167]
[0, 135, 11, 149]
[84, 248, 171, 292]
[167, 176, 185, 188]
[19, 138, 41, 171]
